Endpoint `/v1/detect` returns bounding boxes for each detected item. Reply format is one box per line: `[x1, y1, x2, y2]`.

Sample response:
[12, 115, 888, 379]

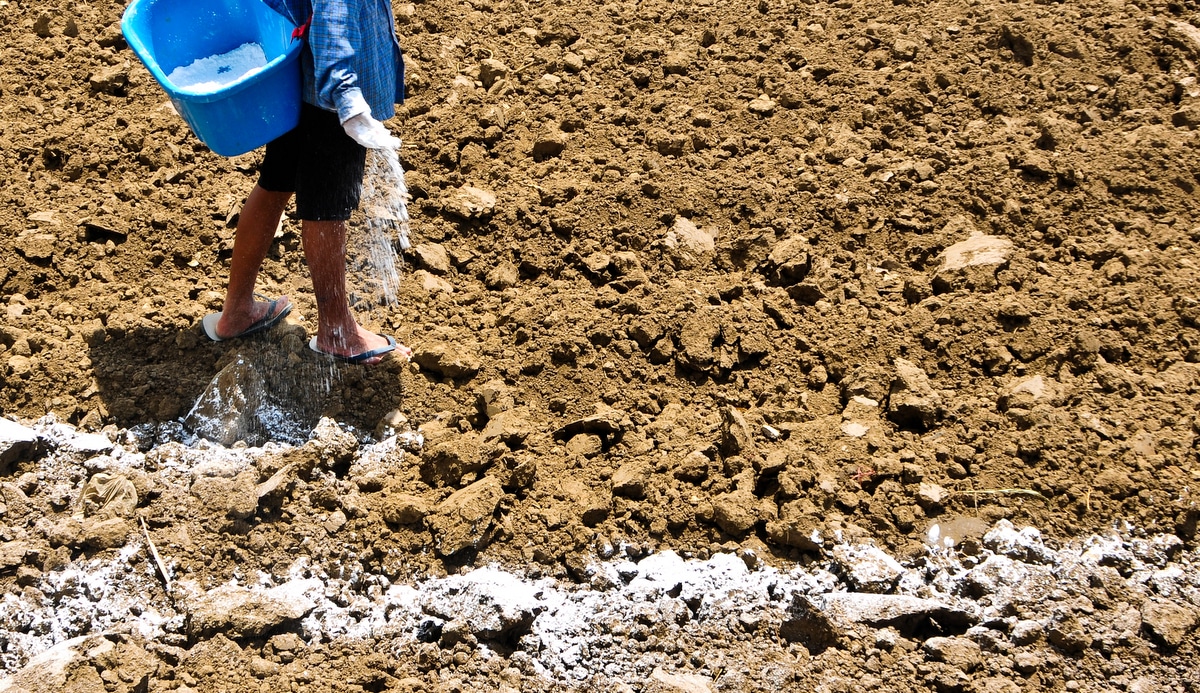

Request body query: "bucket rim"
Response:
[120, 0, 302, 105]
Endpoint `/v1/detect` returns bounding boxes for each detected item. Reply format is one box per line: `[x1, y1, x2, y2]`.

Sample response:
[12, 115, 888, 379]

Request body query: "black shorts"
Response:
[258, 103, 366, 222]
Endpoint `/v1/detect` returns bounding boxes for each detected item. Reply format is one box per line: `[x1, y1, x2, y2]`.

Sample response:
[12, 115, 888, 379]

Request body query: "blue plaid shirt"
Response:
[263, 0, 405, 123]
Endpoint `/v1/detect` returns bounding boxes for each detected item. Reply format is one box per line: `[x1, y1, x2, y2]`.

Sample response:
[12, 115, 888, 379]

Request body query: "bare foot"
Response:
[312, 324, 412, 365]
[214, 295, 292, 340]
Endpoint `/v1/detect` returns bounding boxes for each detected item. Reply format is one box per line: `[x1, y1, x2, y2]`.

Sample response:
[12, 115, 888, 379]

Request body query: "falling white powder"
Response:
[167, 42, 268, 92]
[348, 147, 412, 311]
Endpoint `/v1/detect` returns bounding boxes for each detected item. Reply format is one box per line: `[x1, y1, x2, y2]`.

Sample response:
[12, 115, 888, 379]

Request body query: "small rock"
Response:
[712, 486, 758, 536]
[933, 230, 1014, 293]
[1010, 619, 1044, 645]
[646, 666, 714, 693]
[16, 232, 57, 262]
[249, 656, 280, 678]
[611, 460, 651, 499]
[323, 509, 347, 533]
[421, 567, 538, 640]
[672, 450, 711, 483]
[983, 520, 1053, 563]
[815, 593, 974, 635]
[187, 580, 317, 638]
[414, 270, 454, 294]
[1047, 616, 1090, 653]
[1172, 105, 1200, 130]
[997, 375, 1061, 410]
[476, 379, 515, 419]
[916, 482, 948, 511]
[479, 58, 510, 88]
[443, 186, 496, 219]
[0, 541, 28, 570]
[560, 479, 610, 526]
[831, 544, 905, 593]
[1013, 651, 1042, 674]
[1140, 598, 1198, 648]
[779, 594, 843, 654]
[268, 632, 304, 655]
[413, 342, 482, 379]
[676, 313, 720, 372]
[79, 517, 134, 549]
[481, 408, 536, 448]
[412, 243, 452, 274]
[184, 356, 267, 447]
[375, 409, 409, 439]
[661, 51, 692, 76]
[609, 251, 647, 291]
[765, 503, 826, 551]
[307, 416, 359, 466]
[532, 131, 568, 160]
[565, 433, 603, 458]
[887, 358, 942, 429]
[63, 432, 114, 456]
[891, 38, 920, 62]
[44, 517, 83, 547]
[426, 476, 504, 556]
[747, 95, 776, 116]
[89, 65, 128, 94]
[419, 434, 484, 487]
[0, 418, 39, 472]
[485, 261, 520, 290]
[191, 470, 259, 521]
[923, 636, 981, 671]
[382, 494, 430, 525]
[0, 634, 156, 693]
[556, 403, 625, 439]
[661, 217, 716, 270]
[719, 406, 755, 457]
[841, 421, 869, 438]
[761, 235, 811, 286]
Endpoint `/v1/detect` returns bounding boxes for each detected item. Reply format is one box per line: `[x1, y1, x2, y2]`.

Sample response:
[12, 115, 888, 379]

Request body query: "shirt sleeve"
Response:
[307, 0, 370, 123]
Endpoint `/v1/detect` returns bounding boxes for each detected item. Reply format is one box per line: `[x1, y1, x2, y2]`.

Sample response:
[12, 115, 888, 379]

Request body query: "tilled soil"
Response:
[1, 0, 1200, 689]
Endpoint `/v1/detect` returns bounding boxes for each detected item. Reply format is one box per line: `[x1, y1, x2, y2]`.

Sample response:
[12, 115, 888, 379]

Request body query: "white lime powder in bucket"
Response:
[167, 42, 268, 92]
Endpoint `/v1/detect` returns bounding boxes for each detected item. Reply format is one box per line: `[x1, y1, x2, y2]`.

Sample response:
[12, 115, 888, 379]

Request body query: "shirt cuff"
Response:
[337, 89, 370, 124]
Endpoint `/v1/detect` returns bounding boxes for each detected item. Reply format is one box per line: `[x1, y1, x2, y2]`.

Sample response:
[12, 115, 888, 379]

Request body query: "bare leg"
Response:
[302, 219, 411, 364]
[215, 185, 294, 337]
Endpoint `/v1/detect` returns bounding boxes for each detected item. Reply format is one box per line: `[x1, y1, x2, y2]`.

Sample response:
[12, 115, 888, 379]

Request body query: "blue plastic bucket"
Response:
[121, 0, 302, 157]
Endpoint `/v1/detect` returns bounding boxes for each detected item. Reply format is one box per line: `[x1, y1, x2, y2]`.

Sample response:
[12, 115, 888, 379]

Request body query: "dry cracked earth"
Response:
[1, 0, 1200, 690]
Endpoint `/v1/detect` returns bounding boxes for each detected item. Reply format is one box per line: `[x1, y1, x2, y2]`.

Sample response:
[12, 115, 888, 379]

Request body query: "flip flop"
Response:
[201, 296, 292, 342]
[308, 334, 398, 364]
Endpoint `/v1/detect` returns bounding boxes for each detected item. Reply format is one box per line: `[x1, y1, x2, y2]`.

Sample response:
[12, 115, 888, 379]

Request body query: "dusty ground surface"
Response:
[1, 0, 1200, 690]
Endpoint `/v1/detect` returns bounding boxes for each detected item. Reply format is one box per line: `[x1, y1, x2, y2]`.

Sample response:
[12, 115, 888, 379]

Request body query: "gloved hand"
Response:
[343, 113, 401, 150]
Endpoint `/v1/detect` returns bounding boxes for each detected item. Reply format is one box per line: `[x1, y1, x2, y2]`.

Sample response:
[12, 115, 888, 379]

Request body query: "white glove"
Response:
[343, 113, 401, 150]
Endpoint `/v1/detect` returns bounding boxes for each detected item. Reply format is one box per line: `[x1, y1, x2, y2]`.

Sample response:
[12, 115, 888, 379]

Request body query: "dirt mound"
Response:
[1, 0, 1199, 689]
